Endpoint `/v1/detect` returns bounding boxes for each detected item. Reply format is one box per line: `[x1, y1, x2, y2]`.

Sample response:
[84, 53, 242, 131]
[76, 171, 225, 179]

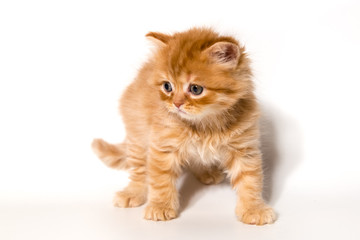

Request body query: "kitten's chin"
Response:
[176, 110, 194, 120]
[169, 108, 198, 121]
[171, 108, 215, 123]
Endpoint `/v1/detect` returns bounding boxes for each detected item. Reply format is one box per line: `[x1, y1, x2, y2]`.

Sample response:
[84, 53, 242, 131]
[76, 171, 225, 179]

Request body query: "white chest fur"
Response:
[182, 134, 228, 167]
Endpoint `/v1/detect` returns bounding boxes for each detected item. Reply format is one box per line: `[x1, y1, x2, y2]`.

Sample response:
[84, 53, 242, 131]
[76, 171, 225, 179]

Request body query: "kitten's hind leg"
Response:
[190, 165, 225, 185]
[113, 142, 148, 208]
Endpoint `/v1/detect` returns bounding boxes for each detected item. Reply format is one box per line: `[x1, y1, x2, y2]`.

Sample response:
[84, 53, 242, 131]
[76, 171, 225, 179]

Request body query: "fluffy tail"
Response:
[91, 138, 129, 170]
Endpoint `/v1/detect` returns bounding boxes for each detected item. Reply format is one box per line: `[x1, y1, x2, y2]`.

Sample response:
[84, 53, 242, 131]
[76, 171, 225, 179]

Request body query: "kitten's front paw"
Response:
[113, 190, 146, 208]
[144, 204, 178, 221]
[237, 204, 276, 225]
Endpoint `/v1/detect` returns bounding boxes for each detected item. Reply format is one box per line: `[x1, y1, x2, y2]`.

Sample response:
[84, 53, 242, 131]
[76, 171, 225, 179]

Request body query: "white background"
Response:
[1, 0, 360, 239]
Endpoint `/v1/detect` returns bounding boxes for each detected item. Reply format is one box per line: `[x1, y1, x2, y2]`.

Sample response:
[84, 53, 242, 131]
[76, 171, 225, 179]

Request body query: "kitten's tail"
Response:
[91, 138, 129, 170]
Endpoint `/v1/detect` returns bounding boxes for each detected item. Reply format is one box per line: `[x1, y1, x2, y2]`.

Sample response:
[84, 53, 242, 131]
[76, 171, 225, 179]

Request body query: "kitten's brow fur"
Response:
[92, 28, 276, 225]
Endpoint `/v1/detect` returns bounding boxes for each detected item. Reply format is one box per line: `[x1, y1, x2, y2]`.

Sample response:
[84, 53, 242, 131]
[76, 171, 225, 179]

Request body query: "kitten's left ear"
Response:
[204, 41, 241, 69]
[146, 32, 171, 47]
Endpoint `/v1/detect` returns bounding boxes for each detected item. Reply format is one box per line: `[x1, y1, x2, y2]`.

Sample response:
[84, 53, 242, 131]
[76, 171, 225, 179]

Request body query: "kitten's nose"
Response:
[173, 101, 183, 108]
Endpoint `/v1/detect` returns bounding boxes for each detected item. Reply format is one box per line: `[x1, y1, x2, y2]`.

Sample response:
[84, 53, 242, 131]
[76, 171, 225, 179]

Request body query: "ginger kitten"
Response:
[92, 28, 276, 225]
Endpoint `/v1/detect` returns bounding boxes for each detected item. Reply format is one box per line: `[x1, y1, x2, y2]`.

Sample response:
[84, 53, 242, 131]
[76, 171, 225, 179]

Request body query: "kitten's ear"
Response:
[204, 42, 241, 69]
[146, 32, 171, 47]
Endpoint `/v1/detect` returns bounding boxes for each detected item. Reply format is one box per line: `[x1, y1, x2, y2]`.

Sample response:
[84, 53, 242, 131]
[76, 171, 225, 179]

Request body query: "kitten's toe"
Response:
[237, 204, 276, 225]
[113, 190, 146, 208]
[144, 204, 178, 221]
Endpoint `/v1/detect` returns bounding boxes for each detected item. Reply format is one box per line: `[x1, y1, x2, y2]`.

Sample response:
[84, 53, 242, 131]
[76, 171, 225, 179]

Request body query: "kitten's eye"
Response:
[163, 82, 172, 93]
[189, 84, 203, 95]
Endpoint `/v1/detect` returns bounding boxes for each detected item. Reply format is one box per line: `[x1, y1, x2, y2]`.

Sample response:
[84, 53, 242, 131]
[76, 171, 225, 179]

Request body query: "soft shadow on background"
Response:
[178, 171, 206, 213]
[178, 171, 230, 215]
[260, 104, 303, 204]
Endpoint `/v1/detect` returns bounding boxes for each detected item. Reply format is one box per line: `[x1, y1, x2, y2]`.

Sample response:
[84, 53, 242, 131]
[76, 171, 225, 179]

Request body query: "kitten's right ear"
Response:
[146, 32, 171, 47]
[204, 41, 241, 69]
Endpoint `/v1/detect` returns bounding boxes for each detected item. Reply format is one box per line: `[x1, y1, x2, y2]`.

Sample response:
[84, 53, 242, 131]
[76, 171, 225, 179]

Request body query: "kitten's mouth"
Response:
[177, 108, 187, 115]
[169, 106, 191, 118]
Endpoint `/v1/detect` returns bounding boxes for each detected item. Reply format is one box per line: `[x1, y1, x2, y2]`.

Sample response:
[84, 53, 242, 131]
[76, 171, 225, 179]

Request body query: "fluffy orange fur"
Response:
[92, 28, 276, 225]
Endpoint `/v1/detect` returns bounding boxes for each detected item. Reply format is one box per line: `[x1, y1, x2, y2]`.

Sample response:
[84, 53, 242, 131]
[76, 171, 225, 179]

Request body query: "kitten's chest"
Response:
[182, 134, 228, 166]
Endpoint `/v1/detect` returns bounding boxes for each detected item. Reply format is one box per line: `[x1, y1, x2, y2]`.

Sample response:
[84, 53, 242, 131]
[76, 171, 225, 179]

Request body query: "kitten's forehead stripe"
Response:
[186, 74, 192, 82]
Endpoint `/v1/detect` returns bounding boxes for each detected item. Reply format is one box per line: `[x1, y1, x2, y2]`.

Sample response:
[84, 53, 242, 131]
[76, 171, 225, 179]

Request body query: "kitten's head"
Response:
[147, 28, 253, 122]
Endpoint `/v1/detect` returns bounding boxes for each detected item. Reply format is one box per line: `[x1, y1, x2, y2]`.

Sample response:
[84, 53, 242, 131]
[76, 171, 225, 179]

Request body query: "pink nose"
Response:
[174, 102, 183, 108]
